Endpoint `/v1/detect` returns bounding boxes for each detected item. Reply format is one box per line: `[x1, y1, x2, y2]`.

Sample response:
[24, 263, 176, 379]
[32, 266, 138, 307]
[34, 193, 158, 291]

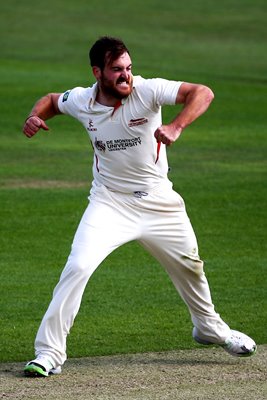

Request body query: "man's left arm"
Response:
[154, 82, 214, 145]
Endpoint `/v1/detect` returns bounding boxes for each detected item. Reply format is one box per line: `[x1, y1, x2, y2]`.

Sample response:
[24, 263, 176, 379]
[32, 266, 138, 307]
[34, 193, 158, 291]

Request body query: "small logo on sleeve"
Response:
[62, 90, 71, 102]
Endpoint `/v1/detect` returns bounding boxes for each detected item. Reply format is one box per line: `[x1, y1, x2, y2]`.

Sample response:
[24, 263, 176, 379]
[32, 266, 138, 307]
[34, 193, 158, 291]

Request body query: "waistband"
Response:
[104, 180, 173, 197]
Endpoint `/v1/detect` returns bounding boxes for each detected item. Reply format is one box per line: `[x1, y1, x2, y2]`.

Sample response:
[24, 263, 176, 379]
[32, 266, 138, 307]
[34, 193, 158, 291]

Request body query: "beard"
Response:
[99, 74, 133, 100]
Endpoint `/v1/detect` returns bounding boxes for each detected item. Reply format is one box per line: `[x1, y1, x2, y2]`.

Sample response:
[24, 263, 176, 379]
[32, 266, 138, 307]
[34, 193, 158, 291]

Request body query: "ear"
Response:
[92, 66, 101, 80]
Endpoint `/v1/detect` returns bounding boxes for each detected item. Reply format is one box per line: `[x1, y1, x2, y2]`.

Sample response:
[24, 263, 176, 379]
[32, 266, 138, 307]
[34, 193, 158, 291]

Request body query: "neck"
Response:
[96, 87, 121, 107]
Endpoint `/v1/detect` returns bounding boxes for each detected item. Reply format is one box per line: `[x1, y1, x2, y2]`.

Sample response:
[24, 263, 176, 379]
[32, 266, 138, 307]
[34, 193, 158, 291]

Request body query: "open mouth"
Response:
[117, 80, 129, 87]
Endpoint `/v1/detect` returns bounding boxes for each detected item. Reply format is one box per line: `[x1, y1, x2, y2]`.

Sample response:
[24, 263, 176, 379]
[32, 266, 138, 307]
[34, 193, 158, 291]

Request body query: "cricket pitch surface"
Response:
[1, 345, 266, 399]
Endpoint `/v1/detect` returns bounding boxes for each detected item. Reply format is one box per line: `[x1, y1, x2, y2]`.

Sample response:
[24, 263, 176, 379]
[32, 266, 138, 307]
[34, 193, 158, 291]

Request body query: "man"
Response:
[23, 36, 256, 377]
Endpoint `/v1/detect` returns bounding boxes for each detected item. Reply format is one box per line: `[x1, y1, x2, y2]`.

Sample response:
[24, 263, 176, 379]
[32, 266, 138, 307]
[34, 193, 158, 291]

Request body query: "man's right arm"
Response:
[23, 93, 61, 138]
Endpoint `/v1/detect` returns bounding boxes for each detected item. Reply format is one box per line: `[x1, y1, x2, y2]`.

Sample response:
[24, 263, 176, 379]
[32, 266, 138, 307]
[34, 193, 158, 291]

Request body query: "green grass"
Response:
[0, 0, 267, 362]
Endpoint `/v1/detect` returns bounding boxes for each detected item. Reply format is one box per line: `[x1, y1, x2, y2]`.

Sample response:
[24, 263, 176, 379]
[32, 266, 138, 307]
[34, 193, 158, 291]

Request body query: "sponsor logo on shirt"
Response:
[93, 137, 142, 152]
[94, 137, 106, 152]
[106, 137, 142, 151]
[128, 118, 148, 127]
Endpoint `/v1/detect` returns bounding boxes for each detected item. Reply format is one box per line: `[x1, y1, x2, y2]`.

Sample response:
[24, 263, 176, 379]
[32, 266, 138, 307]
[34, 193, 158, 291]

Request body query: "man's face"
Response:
[97, 52, 133, 100]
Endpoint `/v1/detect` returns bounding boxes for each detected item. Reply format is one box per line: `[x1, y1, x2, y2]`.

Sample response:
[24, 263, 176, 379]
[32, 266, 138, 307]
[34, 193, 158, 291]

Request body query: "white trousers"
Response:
[35, 183, 231, 367]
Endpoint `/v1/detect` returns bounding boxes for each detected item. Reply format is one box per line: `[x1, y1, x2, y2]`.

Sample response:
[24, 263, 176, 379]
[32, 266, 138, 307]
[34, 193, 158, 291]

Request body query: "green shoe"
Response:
[24, 358, 62, 377]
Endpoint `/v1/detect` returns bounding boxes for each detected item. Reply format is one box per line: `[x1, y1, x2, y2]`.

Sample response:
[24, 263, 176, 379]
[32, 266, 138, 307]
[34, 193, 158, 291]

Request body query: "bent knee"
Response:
[64, 252, 96, 279]
[181, 254, 204, 275]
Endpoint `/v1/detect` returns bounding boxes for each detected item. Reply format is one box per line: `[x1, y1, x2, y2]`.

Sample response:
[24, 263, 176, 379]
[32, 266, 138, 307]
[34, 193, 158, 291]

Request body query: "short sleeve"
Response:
[134, 77, 183, 112]
[152, 78, 183, 106]
[58, 87, 87, 118]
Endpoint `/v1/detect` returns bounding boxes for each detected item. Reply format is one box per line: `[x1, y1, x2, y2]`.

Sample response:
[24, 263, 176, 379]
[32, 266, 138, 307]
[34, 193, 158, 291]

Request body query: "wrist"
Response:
[25, 115, 35, 122]
[24, 115, 40, 123]
[171, 122, 183, 136]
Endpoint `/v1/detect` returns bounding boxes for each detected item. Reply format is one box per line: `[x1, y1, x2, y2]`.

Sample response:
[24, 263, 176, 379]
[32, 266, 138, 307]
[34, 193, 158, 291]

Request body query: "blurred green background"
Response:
[0, 0, 266, 362]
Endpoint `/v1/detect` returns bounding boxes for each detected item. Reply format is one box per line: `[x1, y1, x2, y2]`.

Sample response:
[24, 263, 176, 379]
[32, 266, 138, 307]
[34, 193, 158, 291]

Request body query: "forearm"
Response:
[154, 84, 214, 145]
[173, 85, 214, 131]
[23, 93, 61, 138]
[26, 93, 61, 121]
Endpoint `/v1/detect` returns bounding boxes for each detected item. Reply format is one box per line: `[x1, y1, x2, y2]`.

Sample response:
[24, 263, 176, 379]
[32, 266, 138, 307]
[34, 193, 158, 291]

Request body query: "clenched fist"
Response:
[154, 124, 183, 146]
[23, 116, 49, 138]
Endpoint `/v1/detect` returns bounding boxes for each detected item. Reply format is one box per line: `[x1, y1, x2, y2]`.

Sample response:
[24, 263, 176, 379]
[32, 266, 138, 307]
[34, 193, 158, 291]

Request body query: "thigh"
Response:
[140, 209, 200, 270]
[139, 187, 200, 267]
[72, 186, 140, 268]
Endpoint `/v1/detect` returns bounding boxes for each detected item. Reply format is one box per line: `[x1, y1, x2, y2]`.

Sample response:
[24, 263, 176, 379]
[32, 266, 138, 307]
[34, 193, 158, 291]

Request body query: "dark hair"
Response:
[89, 36, 130, 70]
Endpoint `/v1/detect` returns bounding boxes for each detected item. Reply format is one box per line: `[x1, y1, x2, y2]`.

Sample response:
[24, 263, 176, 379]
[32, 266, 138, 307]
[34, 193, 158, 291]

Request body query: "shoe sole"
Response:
[222, 343, 257, 357]
[24, 364, 48, 377]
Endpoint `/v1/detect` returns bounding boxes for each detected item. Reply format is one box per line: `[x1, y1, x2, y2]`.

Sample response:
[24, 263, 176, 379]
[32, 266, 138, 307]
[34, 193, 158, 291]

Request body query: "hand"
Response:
[23, 116, 49, 138]
[154, 124, 182, 146]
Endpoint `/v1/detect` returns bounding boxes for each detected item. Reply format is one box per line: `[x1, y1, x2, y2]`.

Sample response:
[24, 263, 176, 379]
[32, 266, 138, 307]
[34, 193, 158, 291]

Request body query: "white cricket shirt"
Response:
[58, 75, 183, 193]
